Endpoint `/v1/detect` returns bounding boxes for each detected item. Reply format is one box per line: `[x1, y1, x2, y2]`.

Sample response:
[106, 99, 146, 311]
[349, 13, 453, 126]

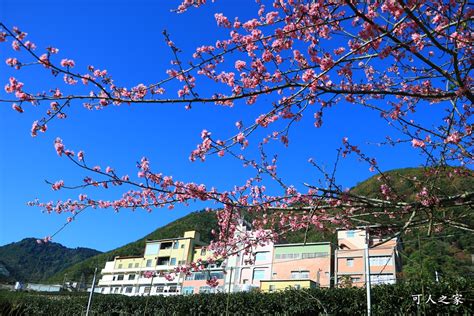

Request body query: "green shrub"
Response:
[0, 280, 472, 315]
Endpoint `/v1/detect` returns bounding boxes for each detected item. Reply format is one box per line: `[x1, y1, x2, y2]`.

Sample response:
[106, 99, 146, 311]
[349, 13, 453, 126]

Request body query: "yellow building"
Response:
[98, 230, 206, 296]
[260, 279, 318, 292]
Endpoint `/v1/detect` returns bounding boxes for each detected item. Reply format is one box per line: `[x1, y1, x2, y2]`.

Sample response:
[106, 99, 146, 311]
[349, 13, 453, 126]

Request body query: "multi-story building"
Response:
[334, 227, 401, 288]
[260, 242, 332, 292]
[181, 245, 226, 294]
[98, 230, 205, 296]
[97, 226, 401, 295]
[233, 239, 275, 291]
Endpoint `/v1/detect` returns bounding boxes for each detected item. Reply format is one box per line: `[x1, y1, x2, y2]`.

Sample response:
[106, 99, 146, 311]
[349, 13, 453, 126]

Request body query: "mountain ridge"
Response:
[0, 237, 101, 283]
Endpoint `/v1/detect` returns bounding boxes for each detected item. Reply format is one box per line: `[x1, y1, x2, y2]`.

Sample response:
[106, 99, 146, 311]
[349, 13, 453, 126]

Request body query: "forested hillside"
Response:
[0, 238, 101, 283]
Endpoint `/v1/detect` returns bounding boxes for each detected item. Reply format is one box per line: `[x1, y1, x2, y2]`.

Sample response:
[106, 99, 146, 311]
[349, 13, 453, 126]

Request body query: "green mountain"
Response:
[352, 167, 474, 280]
[49, 167, 473, 284]
[0, 238, 101, 283]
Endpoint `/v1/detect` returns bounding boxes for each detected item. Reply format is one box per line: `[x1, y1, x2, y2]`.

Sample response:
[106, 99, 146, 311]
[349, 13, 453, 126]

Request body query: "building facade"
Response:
[263, 242, 332, 291]
[98, 230, 205, 296]
[181, 245, 226, 294]
[97, 227, 400, 295]
[334, 228, 401, 288]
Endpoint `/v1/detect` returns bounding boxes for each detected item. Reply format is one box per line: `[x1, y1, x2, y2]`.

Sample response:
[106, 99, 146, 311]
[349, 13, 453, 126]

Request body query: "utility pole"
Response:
[86, 267, 98, 316]
[364, 227, 372, 316]
[62, 273, 68, 291]
[226, 266, 234, 316]
[227, 266, 234, 294]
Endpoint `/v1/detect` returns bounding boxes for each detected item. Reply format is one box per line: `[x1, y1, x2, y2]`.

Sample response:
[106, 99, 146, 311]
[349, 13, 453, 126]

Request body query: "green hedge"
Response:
[0, 280, 472, 315]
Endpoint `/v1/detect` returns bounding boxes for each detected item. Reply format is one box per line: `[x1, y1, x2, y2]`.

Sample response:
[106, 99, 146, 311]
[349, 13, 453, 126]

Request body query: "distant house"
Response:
[98, 230, 205, 296]
[261, 242, 332, 292]
[25, 283, 61, 292]
[334, 227, 401, 287]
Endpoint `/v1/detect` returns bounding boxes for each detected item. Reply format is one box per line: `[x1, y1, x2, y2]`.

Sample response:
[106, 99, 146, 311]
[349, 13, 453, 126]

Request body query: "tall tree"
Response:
[0, 0, 472, 265]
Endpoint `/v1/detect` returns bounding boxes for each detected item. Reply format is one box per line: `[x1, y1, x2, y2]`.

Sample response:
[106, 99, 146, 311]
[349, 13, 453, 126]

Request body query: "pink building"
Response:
[235, 239, 274, 291]
[181, 267, 226, 294]
[270, 242, 332, 289]
[334, 228, 401, 287]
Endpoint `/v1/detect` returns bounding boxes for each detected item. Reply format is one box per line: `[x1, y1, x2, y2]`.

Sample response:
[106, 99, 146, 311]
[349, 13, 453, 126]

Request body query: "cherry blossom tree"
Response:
[0, 0, 472, 262]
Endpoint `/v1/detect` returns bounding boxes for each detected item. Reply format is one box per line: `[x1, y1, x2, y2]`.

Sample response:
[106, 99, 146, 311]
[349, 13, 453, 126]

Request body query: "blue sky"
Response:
[0, 0, 434, 252]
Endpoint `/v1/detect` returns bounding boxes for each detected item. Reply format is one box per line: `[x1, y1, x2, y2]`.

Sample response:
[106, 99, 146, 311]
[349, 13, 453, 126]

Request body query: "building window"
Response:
[182, 287, 194, 295]
[199, 286, 211, 294]
[117, 275, 124, 281]
[351, 277, 361, 284]
[190, 272, 207, 281]
[173, 242, 179, 249]
[112, 276, 116, 281]
[128, 263, 133, 268]
[135, 263, 139, 268]
[200, 248, 206, 256]
[346, 258, 354, 267]
[301, 252, 329, 259]
[195, 272, 206, 280]
[269, 285, 276, 292]
[210, 271, 224, 280]
[144, 286, 151, 294]
[294, 284, 301, 290]
[181, 244, 185, 248]
[346, 231, 356, 238]
[370, 274, 394, 285]
[145, 243, 160, 255]
[369, 256, 392, 266]
[291, 271, 310, 279]
[156, 285, 164, 293]
[157, 257, 170, 266]
[253, 269, 266, 281]
[170, 258, 176, 265]
[178, 260, 186, 265]
[169, 285, 178, 293]
[146, 259, 153, 267]
[160, 242, 173, 250]
[128, 274, 135, 281]
[255, 251, 269, 262]
[275, 253, 301, 260]
[118, 264, 122, 269]
[125, 287, 133, 293]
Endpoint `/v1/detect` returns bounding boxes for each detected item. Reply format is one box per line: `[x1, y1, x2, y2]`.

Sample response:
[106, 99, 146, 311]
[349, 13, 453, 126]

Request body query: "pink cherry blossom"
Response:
[12, 103, 23, 113]
[5, 58, 19, 67]
[54, 137, 65, 156]
[11, 41, 20, 51]
[445, 132, 461, 144]
[411, 139, 425, 148]
[60, 59, 75, 68]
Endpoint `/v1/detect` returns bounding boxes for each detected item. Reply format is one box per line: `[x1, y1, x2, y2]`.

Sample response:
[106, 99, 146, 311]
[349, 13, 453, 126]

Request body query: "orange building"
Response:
[334, 228, 401, 287]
